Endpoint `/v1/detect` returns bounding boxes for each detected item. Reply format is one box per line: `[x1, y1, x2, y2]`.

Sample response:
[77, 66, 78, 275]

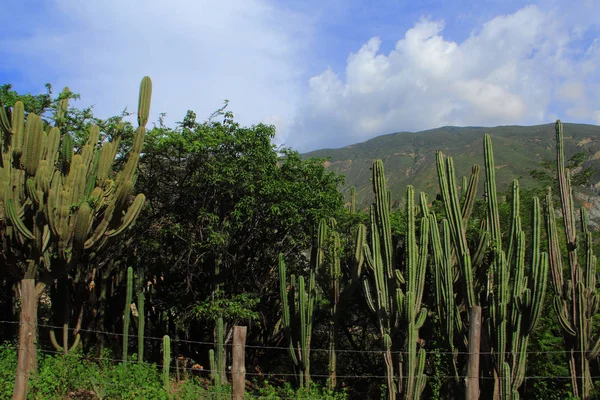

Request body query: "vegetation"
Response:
[0, 82, 599, 400]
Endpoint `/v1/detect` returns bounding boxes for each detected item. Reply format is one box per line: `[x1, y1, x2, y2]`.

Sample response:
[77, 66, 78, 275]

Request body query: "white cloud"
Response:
[289, 4, 600, 151]
[2, 1, 599, 153]
[0, 0, 310, 134]
[558, 81, 585, 102]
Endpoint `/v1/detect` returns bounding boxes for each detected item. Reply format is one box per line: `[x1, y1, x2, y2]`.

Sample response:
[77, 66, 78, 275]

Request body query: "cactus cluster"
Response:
[547, 121, 600, 399]
[278, 253, 316, 387]
[432, 135, 549, 399]
[0, 78, 149, 269]
[483, 135, 549, 399]
[314, 216, 364, 390]
[360, 160, 428, 400]
[315, 218, 341, 389]
[2, 77, 151, 398]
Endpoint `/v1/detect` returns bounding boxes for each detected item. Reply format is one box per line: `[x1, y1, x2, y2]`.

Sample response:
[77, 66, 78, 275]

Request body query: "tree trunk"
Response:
[465, 306, 481, 400]
[13, 279, 37, 400]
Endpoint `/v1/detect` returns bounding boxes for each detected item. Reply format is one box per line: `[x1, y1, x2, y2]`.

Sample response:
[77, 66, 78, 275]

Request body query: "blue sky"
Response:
[1, 0, 599, 152]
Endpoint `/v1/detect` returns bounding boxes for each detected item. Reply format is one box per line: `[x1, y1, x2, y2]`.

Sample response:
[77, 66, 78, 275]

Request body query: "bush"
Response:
[0, 343, 350, 399]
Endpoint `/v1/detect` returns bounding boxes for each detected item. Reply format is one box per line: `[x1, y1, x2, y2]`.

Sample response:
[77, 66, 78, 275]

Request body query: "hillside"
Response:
[303, 123, 600, 208]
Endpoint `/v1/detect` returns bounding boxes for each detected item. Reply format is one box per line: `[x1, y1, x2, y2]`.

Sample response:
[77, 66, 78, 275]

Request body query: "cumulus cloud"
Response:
[2, 1, 599, 153]
[289, 4, 600, 151]
[0, 0, 309, 139]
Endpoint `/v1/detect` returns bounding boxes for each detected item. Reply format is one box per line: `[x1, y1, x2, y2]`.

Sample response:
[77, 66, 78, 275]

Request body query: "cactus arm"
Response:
[460, 165, 480, 224]
[209, 349, 220, 388]
[5, 198, 34, 240]
[105, 193, 145, 237]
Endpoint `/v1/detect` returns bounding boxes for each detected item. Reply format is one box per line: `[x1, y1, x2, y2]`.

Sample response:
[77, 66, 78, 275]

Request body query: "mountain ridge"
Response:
[302, 122, 600, 207]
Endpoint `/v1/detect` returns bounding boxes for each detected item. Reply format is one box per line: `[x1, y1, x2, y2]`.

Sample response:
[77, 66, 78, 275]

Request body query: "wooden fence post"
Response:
[232, 326, 247, 400]
[465, 306, 481, 400]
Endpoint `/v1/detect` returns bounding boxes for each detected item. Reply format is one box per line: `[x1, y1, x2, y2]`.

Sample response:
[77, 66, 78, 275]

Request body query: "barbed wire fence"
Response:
[2, 319, 599, 398]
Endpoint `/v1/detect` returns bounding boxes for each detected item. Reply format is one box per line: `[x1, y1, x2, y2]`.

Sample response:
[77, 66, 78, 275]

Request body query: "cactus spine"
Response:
[547, 121, 600, 399]
[163, 335, 171, 393]
[278, 253, 316, 388]
[361, 160, 428, 400]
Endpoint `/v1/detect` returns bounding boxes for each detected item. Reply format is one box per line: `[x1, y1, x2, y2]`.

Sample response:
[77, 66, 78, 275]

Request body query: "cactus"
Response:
[310, 215, 365, 390]
[209, 349, 220, 389]
[547, 121, 600, 399]
[278, 253, 316, 388]
[216, 317, 225, 386]
[49, 328, 81, 354]
[163, 335, 171, 393]
[122, 266, 133, 364]
[1, 77, 151, 398]
[207, 317, 225, 388]
[432, 149, 487, 395]
[483, 135, 548, 399]
[360, 160, 429, 400]
[316, 218, 341, 390]
[432, 135, 549, 399]
[349, 186, 356, 214]
[49, 278, 81, 355]
[137, 274, 145, 363]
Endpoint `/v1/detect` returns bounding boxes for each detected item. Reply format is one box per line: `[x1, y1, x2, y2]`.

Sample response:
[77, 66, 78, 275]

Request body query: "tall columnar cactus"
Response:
[547, 121, 600, 399]
[217, 317, 225, 386]
[349, 186, 356, 214]
[432, 136, 549, 400]
[163, 335, 171, 393]
[207, 317, 226, 388]
[137, 272, 145, 363]
[360, 160, 429, 400]
[431, 152, 483, 396]
[123, 266, 133, 364]
[483, 135, 548, 399]
[1, 77, 151, 399]
[314, 212, 366, 390]
[209, 349, 220, 388]
[278, 253, 316, 388]
[315, 219, 341, 389]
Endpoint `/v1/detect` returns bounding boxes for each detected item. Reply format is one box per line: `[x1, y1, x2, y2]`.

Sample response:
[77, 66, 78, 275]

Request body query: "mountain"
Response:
[303, 123, 600, 208]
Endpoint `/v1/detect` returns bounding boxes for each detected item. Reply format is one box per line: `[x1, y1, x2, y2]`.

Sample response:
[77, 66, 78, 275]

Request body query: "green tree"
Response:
[132, 106, 345, 347]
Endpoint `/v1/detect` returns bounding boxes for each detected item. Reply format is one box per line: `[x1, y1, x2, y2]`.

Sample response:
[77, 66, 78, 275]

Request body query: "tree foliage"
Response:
[133, 107, 345, 334]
